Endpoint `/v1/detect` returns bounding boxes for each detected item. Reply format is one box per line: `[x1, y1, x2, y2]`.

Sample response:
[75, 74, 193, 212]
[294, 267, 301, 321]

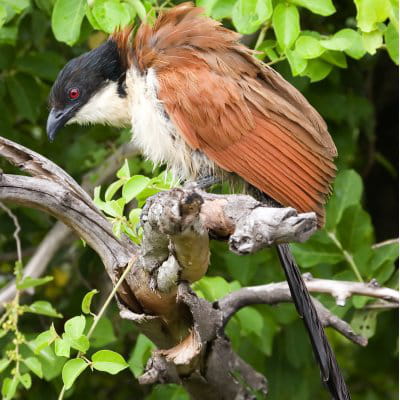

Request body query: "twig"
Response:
[218, 277, 399, 346]
[0, 202, 22, 263]
[0, 140, 139, 307]
[266, 56, 286, 66]
[254, 22, 271, 50]
[372, 238, 399, 249]
[86, 257, 136, 338]
[58, 257, 136, 400]
[327, 231, 364, 282]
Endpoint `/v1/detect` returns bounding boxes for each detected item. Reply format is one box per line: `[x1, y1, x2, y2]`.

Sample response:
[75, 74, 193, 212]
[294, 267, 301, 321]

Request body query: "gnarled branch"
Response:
[0, 139, 139, 306]
[1, 136, 398, 400]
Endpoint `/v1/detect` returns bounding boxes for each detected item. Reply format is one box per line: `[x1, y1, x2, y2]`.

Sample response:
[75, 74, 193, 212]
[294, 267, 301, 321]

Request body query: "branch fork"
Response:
[1, 136, 398, 400]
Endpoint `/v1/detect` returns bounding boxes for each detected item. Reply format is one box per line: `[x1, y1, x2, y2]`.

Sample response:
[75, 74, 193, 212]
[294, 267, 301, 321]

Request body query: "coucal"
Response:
[47, 4, 349, 399]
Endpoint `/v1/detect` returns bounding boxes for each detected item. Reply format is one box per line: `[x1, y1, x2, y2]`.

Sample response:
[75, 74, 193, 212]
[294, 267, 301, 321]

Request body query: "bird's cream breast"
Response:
[127, 67, 215, 181]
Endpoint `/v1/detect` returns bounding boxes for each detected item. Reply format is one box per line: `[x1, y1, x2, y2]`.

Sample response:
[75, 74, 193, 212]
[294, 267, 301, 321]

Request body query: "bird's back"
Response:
[115, 3, 337, 225]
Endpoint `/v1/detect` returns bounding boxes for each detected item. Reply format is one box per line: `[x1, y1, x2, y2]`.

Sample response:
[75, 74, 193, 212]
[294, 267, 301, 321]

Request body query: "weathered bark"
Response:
[1, 136, 398, 399]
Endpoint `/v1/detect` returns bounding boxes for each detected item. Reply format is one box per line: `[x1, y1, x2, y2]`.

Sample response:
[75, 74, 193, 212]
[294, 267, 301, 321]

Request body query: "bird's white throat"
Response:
[68, 81, 131, 127]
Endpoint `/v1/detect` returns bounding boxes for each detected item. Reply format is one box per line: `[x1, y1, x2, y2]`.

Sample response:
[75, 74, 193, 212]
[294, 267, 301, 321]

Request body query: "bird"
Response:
[47, 3, 350, 399]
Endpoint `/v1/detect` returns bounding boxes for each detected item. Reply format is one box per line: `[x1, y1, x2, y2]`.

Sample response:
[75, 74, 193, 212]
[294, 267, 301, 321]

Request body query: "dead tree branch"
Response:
[0, 139, 139, 306]
[1, 136, 398, 400]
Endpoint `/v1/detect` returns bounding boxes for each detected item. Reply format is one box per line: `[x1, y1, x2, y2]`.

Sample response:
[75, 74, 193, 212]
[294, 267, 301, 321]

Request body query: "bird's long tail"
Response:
[276, 243, 351, 400]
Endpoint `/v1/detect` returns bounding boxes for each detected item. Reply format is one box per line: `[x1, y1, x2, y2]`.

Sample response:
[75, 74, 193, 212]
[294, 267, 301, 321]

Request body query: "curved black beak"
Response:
[46, 108, 73, 141]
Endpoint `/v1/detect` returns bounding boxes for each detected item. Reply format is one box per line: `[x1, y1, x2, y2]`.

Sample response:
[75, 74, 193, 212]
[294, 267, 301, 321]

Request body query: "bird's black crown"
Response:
[49, 39, 126, 111]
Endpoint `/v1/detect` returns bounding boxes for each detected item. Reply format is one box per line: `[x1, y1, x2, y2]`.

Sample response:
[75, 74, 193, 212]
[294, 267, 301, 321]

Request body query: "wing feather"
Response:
[132, 3, 337, 225]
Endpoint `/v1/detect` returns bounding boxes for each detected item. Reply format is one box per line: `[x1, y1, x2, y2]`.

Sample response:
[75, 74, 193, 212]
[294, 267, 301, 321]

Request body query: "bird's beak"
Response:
[46, 108, 73, 141]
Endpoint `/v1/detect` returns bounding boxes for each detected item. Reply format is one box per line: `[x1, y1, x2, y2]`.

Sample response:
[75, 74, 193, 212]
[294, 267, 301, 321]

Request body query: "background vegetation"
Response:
[0, 0, 398, 399]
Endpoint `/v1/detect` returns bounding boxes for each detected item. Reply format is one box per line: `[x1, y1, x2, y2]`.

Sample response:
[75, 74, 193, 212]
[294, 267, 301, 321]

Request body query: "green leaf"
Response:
[25, 301, 62, 318]
[286, 49, 307, 75]
[326, 169, 363, 229]
[2, 0, 30, 13]
[86, 4, 102, 29]
[116, 160, 130, 179]
[81, 289, 99, 314]
[374, 260, 396, 284]
[388, 0, 399, 30]
[209, 0, 236, 20]
[22, 357, 43, 378]
[91, 0, 135, 34]
[51, 0, 86, 46]
[63, 334, 90, 353]
[232, 0, 272, 35]
[351, 310, 377, 339]
[337, 205, 373, 253]
[93, 186, 106, 211]
[354, 0, 391, 32]
[257, 39, 279, 61]
[362, 30, 383, 55]
[105, 180, 124, 201]
[15, 51, 65, 81]
[290, 0, 335, 16]
[112, 219, 123, 238]
[193, 276, 238, 301]
[273, 3, 300, 49]
[25, 345, 65, 381]
[19, 373, 32, 389]
[128, 208, 142, 227]
[146, 384, 190, 399]
[235, 307, 264, 338]
[62, 358, 88, 390]
[103, 198, 125, 218]
[54, 338, 71, 358]
[295, 35, 325, 59]
[131, 0, 147, 21]
[91, 350, 129, 375]
[196, 0, 217, 15]
[64, 315, 86, 339]
[0, 5, 7, 28]
[87, 317, 117, 348]
[371, 243, 399, 272]
[385, 22, 399, 64]
[128, 334, 155, 377]
[320, 50, 347, 68]
[5, 74, 39, 123]
[31, 327, 58, 354]
[300, 58, 332, 82]
[0, 26, 18, 45]
[35, 0, 54, 15]
[17, 276, 53, 290]
[320, 29, 355, 51]
[292, 240, 344, 267]
[122, 175, 150, 203]
[333, 29, 366, 59]
[0, 358, 10, 373]
[1, 377, 18, 400]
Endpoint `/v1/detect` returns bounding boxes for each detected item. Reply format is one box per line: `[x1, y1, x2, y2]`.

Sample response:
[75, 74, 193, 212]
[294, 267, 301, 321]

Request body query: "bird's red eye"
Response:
[68, 88, 80, 100]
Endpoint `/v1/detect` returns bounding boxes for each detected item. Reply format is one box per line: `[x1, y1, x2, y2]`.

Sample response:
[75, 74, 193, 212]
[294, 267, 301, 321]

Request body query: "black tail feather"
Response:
[276, 243, 351, 400]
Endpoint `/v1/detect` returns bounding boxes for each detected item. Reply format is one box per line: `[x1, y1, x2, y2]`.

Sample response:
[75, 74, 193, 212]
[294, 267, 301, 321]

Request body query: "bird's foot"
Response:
[184, 175, 220, 191]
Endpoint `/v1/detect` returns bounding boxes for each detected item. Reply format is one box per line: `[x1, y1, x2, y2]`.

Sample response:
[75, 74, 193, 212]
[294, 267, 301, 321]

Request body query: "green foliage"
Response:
[91, 349, 129, 374]
[0, 0, 398, 399]
[128, 334, 155, 378]
[94, 161, 175, 243]
[81, 289, 99, 314]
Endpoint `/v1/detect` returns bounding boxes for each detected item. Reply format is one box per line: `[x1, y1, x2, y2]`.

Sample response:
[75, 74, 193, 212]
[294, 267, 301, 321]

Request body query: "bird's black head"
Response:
[47, 39, 129, 141]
